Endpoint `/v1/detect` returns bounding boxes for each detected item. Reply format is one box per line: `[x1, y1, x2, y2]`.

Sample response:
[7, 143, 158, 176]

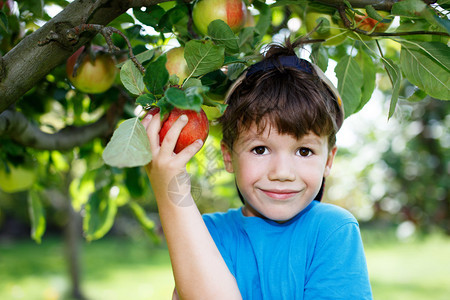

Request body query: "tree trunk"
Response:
[63, 171, 86, 300]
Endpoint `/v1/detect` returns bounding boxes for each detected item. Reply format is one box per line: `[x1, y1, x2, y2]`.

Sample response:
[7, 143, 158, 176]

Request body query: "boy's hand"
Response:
[141, 112, 204, 205]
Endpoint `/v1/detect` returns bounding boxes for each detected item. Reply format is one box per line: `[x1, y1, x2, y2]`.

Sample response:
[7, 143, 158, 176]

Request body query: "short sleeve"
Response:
[202, 213, 237, 277]
[304, 222, 373, 299]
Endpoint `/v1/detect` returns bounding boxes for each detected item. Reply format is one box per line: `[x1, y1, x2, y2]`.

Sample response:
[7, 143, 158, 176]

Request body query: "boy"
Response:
[142, 39, 373, 299]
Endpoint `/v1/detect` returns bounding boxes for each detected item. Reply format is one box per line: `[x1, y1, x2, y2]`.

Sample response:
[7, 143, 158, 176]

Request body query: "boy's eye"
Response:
[297, 148, 313, 157]
[252, 146, 268, 155]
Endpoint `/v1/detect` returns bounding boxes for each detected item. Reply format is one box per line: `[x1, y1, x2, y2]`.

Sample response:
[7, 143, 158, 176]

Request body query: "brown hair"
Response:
[219, 38, 342, 150]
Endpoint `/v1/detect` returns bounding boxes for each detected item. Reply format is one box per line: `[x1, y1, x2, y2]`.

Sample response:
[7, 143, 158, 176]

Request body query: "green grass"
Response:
[0, 237, 175, 300]
[364, 232, 450, 300]
[1, 231, 449, 300]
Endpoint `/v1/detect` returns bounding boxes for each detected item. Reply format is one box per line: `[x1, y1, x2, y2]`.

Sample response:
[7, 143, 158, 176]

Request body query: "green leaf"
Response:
[227, 63, 247, 80]
[28, 191, 46, 244]
[382, 58, 402, 118]
[184, 40, 225, 77]
[0, 12, 8, 32]
[164, 87, 203, 111]
[83, 189, 117, 241]
[239, 27, 260, 54]
[157, 97, 174, 118]
[310, 44, 329, 72]
[129, 201, 161, 243]
[144, 55, 169, 95]
[365, 5, 384, 22]
[408, 89, 428, 102]
[158, 4, 189, 33]
[24, 0, 44, 18]
[136, 93, 157, 108]
[120, 60, 145, 95]
[433, 14, 450, 33]
[203, 96, 227, 114]
[253, 1, 271, 42]
[335, 55, 364, 118]
[208, 20, 240, 54]
[116, 49, 155, 68]
[133, 6, 165, 28]
[102, 118, 152, 168]
[392, 0, 427, 17]
[400, 42, 450, 100]
[224, 56, 246, 65]
[183, 78, 203, 89]
[354, 50, 376, 112]
[125, 167, 144, 198]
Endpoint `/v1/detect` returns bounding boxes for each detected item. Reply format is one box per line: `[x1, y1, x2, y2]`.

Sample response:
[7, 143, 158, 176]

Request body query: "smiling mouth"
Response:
[260, 189, 300, 200]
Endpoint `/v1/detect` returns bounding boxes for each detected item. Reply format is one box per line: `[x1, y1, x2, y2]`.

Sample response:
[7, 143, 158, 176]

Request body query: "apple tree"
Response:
[0, 0, 448, 297]
[0, 0, 449, 244]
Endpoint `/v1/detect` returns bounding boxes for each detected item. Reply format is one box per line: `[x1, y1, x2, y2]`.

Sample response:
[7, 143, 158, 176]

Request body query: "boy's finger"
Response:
[146, 113, 162, 151]
[159, 115, 188, 155]
[173, 139, 204, 165]
[141, 112, 152, 128]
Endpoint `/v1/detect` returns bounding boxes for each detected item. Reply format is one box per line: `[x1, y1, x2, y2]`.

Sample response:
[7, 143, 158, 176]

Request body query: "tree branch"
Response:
[0, 95, 126, 151]
[317, 0, 401, 11]
[0, 0, 166, 113]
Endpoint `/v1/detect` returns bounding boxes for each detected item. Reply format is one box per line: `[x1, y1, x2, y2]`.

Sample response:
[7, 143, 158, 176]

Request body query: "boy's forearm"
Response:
[154, 190, 242, 300]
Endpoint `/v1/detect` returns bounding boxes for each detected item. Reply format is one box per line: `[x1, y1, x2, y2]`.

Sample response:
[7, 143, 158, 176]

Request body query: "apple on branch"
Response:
[146, 107, 209, 154]
[66, 45, 117, 94]
[192, 0, 247, 36]
[304, 6, 346, 46]
[165, 47, 190, 85]
[345, 8, 393, 40]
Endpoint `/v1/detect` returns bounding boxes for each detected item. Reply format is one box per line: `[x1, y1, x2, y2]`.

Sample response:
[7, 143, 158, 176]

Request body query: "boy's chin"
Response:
[244, 203, 309, 223]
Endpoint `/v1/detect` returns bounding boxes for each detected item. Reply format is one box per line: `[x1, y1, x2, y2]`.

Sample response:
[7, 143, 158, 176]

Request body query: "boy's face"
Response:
[221, 122, 337, 222]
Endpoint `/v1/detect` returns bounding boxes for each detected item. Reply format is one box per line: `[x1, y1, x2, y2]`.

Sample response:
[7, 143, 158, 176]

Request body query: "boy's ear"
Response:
[323, 146, 338, 178]
[221, 141, 234, 173]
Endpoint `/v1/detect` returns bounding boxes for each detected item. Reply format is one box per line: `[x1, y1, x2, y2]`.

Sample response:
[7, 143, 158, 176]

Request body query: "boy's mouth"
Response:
[260, 189, 299, 200]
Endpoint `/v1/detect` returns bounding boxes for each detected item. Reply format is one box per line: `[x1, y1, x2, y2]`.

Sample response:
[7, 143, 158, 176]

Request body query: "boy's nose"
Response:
[267, 154, 296, 181]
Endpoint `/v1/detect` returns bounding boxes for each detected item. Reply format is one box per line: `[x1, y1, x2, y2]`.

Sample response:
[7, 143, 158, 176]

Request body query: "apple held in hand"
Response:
[165, 47, 190, 85]
[66, 46, 117, 94]
[146, 107, 209, 154]
[192, 0, 247, 36]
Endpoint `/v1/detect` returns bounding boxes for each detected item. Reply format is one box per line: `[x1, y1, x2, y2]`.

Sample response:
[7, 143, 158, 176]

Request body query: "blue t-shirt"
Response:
[202, 200, 373, 299]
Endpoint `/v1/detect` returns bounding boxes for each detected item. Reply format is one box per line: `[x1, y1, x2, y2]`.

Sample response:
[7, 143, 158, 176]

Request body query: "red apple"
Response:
[192, 0, 247, 36]
[165, 47, 190, 85]
[66, 45, 117, 94]
[352, 9, 392, 33]
[344, 8, 392, 40]
[146, 107, 209, 154]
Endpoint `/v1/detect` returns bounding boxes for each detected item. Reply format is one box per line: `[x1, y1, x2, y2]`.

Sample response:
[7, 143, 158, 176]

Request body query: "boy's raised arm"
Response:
[142, 113, 242, 300]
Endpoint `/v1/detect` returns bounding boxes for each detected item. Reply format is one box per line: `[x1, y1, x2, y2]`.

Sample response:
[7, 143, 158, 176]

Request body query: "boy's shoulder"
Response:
[304, 201, 359, 235]
[308, 201, 357, 223]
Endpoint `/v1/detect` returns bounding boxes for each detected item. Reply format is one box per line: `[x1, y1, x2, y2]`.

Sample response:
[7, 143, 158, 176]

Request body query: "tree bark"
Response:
[0, 93, 126, 150]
